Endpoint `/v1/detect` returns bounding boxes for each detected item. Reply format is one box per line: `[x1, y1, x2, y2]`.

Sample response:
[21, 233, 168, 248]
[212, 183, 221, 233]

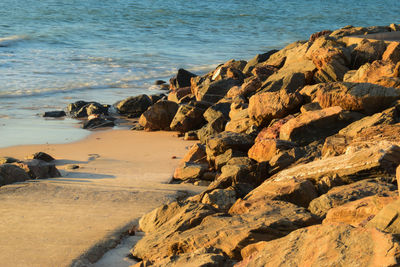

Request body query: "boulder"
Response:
[205, 132, 254, 162]
[181, 143, 207, 164]
[242, 50, 278, 74]
[214, 149, 247, 170]
[300, 102, 321, 113]
[251, 65, 278, 81]
[167, 87, 192, 103]
[226, 77, 261, 98]
[17, 159, 61, 179]
[323, 195, 397, 226]
[248, 90, 302, 127]
[149, 93, 166, 104]
[43, 110, 66, 118]
[225, 117, 253, 133]
[279, 106, 351, 145]
[170, 104, 206, 133]
[269, 142, 400, 185]
[192, 78, 240, 103]
[173, 162, 208, 181]
[206, 164, 256, 192]
[67, 101, 108, 118]
[248, 139, 296, 163]
[132, 200, 317, 261]
[312, 82, 400, 115]
[382, 42, 400, 63]
[27, 152, 55, 162]
[0, 157, 19, 164]
[82, 117, 115, 129]
[201, 187, 237, 211]
[138, 100, 179, 131]
[254, 115, 294, 141]
[260, 71, 307, 93]
[197, 117, 227, 144]
[0, 164, 30, 186]
[350, 38, 387, 68]
[330, 25, 390, 38]
[203, 102, 231, 122]
[169, 68, 197, 90]
[114, 95, 152, 117]
[308, 29, 332, 42]
[309, 179, 396, 219]
[367, 198, 400, 234]
[236, 223, 400, 267]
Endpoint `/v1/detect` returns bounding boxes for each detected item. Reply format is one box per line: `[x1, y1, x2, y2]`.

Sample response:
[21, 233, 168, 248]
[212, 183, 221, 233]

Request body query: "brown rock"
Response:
[225, 117, 253, 134]
[248, 90, 302, 127]
[242, 50, 278, 74]
[308, 30, 333, 42]
[382, 42, 400, 63]
[201, 187, 237, 211]
[139, 100, 179, 131]
[227, 77, 261, 98]
[309, 179, 396, 219]
[236, 223, 400, 267]
[181, 143, 207, 164]
[367, 198, 400, 234]
[192, 78, 240, 103]
[0, 164, 30, 186]
[170, 104, 206, 133]
[173, 162, 208, 181]
[350, 38, 387, 68]
[27, 152, 55, 162]
[169, 69, 197, 90]
[321, 134, 351, 157]
[248, 139, 296, 163]
[167, 87, 192, 103]
[17, 159, 61, 179]
[254, 115, 295, 141]
[324, 195, 397, 226]
[114, 95, 152, 117]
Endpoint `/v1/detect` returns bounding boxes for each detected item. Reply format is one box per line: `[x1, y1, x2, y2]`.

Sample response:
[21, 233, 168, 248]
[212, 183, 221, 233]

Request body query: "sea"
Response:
[0, 0, 399, 147]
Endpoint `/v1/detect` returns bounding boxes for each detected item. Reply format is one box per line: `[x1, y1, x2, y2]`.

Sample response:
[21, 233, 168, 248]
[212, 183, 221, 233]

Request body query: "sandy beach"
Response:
[0, 130, 204, 267]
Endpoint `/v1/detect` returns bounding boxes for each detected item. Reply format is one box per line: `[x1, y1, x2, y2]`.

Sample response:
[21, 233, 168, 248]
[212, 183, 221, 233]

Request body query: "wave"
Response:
[0, 35, 29, 47]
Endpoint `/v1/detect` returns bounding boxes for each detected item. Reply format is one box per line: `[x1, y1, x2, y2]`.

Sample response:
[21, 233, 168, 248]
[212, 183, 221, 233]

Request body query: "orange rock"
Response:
[382, 42, 400, 63]
[248, 139, 295, 163]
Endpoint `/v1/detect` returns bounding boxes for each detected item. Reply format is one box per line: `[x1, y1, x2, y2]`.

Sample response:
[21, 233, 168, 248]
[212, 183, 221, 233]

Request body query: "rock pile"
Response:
[128, 24, 400, 266]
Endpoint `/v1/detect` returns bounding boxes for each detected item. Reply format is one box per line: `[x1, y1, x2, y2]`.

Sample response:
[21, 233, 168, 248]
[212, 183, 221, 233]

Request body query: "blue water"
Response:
[0, 0, 399, 147]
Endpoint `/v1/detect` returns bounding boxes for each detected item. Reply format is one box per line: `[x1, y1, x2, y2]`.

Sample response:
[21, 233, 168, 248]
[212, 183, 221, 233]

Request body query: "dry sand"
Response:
[0, 130, 204, 267]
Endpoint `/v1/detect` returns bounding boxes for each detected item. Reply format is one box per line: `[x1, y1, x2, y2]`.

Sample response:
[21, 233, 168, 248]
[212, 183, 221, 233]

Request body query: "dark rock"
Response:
[197, 117, 227, 144]
[154, 80, 166, 85]
[0, 157, 19, 164]
[193, 78, 240, 103]
[350, 38, 387, 69]
[170, 104, 207, 133]
[43, 111, 66, 118]
[206, 132, 254, 162]
[139, 100, 179, 131]
[83, 117, 115, 129]
[0, 164, 30, 186]
[114, 95, 152, 117]
[203, 102, 231, 123]
[17, 159, 61, 179]
[27, 152, 55, 162]
[149, 93, 166, 104]
[170, 68, 197, 90]
[242, 50, 279, 74]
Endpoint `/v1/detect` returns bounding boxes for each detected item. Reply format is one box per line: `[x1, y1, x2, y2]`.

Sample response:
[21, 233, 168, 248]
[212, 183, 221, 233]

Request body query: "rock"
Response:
[350, 38, 387, 68]
[197, 117, 226, 144]
[227, 77, 262, 98]
[67, 101, 108, 118]
[203, 102, 231, 122]
[184, 131, 198, 140]
[193, 78, 240, 103]
[131, 122, 144, 131]
[114, 95, 152, 117]
[0, 157, 19, 164]
[229, 98, 248, 120]
[254, 115, 294, 141]
[82, 117, 115, 129]
[279, 106, 351, 145]
[382, 42, 400, 63]
[17, 159, 61, 179]
[205, 132, 254, 162]
[251, 65, 278, 81]
[132, 200, 317, 261]
[309, 179, 396, 219]
[237, 223, 400, 267]
[330, 25, 390, 38]
[390, 23, 400, 31]
[260, 71, 307, 93]
[242, 50, 278, 74]
[300, 102, 321, 113]
[312, 82, 400, 115]
[201, 187, 237, 211]
[321, 134, 351, 157]
[248, 90, 302, 127]
[214, 149, 246, 170]
[148, 93, 166, 104]
[27, 152, 55, 162]
[269, 142, 400, 185]
[230, 177, 317, 211]
[248, 139, 296, 163]
[167, 87, 192, 103]
[139, 100, 179, 131]
[367, 198, 400, 234]
[323, 195, 397, 226]
[154, 80, 166, 85]
[0, 164, 30, 186]
[225, 117, 253, 133]
[206, 164, 256, 192]
[169, 68, 197, 90]
[345, 60, 400, 88]
[173, 162, 208, 181]
[308, 29, 332, 42]
[170, 104, 206, 133]
[181, 143, 207, 164]
[43, 110, 66, 118]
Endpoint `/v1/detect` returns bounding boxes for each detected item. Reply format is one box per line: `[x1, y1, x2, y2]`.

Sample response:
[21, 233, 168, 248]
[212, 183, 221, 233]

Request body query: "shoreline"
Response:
[0, 129, 204, 267]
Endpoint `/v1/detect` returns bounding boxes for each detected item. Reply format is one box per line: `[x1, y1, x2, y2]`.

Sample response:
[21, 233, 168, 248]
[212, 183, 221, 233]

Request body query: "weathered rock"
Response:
[300, 102, 321, 113]
[82, 117, 115, 129]
[251, 65, 278, 81]
[181, 143, 207, 164]
[312, 82, 400, 115]
[225, 117, 253, 133]
[17, 159, 61, 179]
[254, 115, 294, 141]
[230, 177, 317, 211]
[242, 50, 278, 74]
[350, 38, 387, 68]
[167, 87, 192, 103]
[27, 152, 55, 162]
[260, 71, 307, 93]
[170, 104, 206, 133]
[173, 162, 208, 181]
[214, 149, 246, 170]
[0, 157, 19, 164]
[227, 77, 262, 98]
[133, 200, 317, 261]
[67, 101, 108, 118]
[206, 164, 255, 192]
[169, 68, 197, 90]
[324, 195, 397, 226]
[43, 110, 66, 118]
[383, 42, 400, 63]
[192, 78, 239, 103]
[309, 179, 396, 219]
[279, 106, 352, 145]
[248, 139, 296, 163]
[0, 164, 30, 186]
[201, 187, 237, 211]
[206, 132, 254, 162]
[248, 90, 302, 127]
[390, 23, 400, 31]
[367, 198, 400, 234]
[268, 151, 295, 174]
[330, 25, 390, 38]
[237, 223, 400, 267]
[321, 134, 351, 157]
[212, 65, 245, 83]
[229, 98, 248, 121]
[197, 117, 227, 144]
[308, 29, 332, 42]
[269, 142, 400, 185]
[139, 100, 179, 131]
[114, 95, 152, 117]
[203, 102, 231, 122]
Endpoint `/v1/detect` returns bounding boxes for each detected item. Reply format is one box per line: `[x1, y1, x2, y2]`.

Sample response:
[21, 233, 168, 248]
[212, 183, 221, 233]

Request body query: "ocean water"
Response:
[0, 0, 399, 147]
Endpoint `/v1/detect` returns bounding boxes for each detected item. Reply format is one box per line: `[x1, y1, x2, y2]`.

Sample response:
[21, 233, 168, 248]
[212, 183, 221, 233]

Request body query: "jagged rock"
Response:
[205, 132, 254, 162]
[201, 187, 237, 211]
[0, 164, 30, 186]
[323, 195, 397, 226]
[268, 151, 295, 174]
[43, 110, 66, 118]
[350, 38, 387, 68]
[181, 143, 207, 164]
[203, 102, 231, 122]
[309, 179, 396, 219]
[308, 29, 332, 42]
[310, 82, 400, 115]
[67, 101, 108, 118]
[248, 139, 296, 163]
[268, 142, 400, 185]
[27, 152, 55, 162]
[169, 68, 197, 90]
[212, 65, 245, 83]
[192, 78, 239, 103]
[383, 42, 400, 63]
[243, 50, 278, 74]
[214, 149, 246, 170]
[82, 117, 115, 129]
[260, 71, 307, 93]
[114, 95, 152, 117]
[330, 25, 390, 38]
[300, 102, 321, 113]
[321, 134, 351, 157]
[170, 104, 206, 133]
[167, 87, 192, 103]
[197, 117, 227, 144]
[367, 198, 400, 234]
[17, 159, 61, 179]
[225, 117, 253, 133]
[237, 223, 400, 267]
[132, 200, 317, 261]
[248, 90, 302, 127]
[230, 177, 317, 211]
[139, 100, 179, 131]
[207, 164, 255, 192]
[229, 98, 248, 120]
[390, 23, 400, 31]
[173, 162, 208, 181]
[255, 115, 294, 141]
